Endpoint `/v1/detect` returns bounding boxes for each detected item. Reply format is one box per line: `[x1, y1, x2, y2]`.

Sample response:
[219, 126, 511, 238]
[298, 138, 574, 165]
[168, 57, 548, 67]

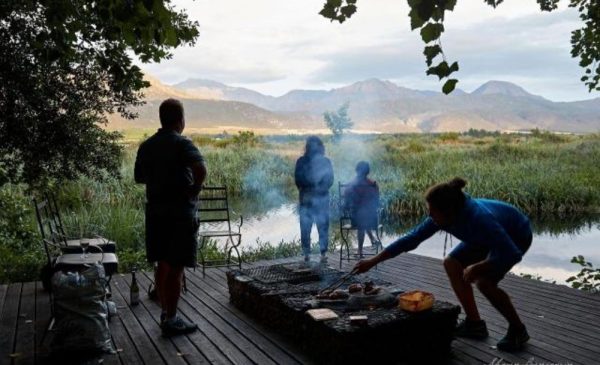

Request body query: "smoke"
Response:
[327, 133, 405, 220]
[242, 157, 288, 210]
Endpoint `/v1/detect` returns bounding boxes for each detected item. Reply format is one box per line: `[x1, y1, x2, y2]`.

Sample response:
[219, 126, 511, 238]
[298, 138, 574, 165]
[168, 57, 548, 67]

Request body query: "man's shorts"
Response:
[448, 231, 533, 283]
[145, 206, 199, 268]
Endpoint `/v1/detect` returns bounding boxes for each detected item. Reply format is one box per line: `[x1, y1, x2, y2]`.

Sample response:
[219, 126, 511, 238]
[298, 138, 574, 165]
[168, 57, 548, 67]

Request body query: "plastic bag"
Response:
[50, 263, 115, 355]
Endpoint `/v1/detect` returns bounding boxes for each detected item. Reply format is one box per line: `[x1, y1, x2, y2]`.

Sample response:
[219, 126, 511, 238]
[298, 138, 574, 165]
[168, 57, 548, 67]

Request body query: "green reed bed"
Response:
[367, 135, 600, 217]
[1, 132, 599, 283]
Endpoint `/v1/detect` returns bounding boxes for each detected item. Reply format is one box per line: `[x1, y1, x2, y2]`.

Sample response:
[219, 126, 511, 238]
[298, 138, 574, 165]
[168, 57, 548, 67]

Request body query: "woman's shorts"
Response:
[448, 231, 533, 283]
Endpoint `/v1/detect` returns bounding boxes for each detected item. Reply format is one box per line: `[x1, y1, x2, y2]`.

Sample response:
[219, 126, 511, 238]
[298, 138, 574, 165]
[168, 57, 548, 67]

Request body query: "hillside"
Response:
[108, 76, 600, 133]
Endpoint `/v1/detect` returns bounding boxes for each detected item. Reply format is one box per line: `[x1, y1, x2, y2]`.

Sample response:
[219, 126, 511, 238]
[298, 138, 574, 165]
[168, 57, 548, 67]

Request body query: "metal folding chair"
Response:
[34, 193, 117, 253]
[197, 186, 243, 276]
[33, 195, 119, 290]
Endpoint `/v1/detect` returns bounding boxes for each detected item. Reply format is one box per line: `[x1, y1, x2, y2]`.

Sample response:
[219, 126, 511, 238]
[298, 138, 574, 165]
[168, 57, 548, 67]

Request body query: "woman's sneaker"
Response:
[162, 316, 198, 337]
[320, 254, 328, 264]
[497, 324, 529, 352]
[455, 319, 489, 339]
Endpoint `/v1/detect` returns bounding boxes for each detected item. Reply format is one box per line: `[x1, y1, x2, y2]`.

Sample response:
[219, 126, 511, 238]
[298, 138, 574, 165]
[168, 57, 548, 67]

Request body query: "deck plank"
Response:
[335, 254, 599, 365]
[188, 268, 314, 364]
[132, 274, 236, 364]
[111, 275, 189, 365]
[400, 253, 600, 314]
[12, 282, 36, 365]
[33, 283, 50, 364]
[181, 270, 305, 365]
[0, 284, 22, 365]
[4, 251, 600, 365]
[384, 255, 600, 347]
[110, 276, 168, 365]
[0, 284, 8, 322]
[106, 292, 145, 365]
[131, 272, 269, 365]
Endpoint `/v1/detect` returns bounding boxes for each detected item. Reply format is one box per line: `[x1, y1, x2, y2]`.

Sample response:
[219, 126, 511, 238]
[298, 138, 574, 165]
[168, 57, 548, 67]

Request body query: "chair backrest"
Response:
[33, 194, 68, 246]
[197, 186, 233, 232]
[338, 182, 352, 219]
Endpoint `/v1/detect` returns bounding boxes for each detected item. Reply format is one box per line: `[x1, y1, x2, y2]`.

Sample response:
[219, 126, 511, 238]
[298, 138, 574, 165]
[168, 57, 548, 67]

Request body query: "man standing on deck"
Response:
[134, 98, 207, 337]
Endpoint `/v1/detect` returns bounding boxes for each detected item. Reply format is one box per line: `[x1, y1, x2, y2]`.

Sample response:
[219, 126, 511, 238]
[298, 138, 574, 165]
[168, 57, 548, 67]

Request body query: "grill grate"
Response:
[241, 264, 340, 284]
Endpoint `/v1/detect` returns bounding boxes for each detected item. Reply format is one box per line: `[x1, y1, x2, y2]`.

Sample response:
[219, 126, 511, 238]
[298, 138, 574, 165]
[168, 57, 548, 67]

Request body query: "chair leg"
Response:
[339, 241, 342, 269]
[344, 231, 351, 260]
[200, 237, 207, 278]
[225, 235, 234, 268]
[230, 234, 242, 269]
[232, 242, 241, 270]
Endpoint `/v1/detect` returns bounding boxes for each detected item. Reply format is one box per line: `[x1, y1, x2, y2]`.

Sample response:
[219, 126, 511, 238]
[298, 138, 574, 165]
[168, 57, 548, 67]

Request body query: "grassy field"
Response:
[1, 130, 599, 283]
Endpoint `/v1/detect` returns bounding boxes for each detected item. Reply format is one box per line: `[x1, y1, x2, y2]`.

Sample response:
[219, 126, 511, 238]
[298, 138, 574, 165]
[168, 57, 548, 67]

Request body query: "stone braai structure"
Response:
[227, 263, 461, 364]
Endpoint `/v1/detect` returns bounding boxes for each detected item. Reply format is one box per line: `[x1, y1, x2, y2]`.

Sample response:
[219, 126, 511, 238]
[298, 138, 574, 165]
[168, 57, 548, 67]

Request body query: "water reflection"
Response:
[221, 197, 600, 285]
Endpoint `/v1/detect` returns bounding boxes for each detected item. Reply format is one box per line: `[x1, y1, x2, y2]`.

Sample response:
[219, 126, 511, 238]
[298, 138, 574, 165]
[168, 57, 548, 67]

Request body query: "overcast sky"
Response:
[140, 0, 598, 102]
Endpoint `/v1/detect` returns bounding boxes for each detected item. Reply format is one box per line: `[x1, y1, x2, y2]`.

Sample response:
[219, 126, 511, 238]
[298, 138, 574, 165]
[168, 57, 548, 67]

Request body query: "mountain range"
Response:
[107, 75, 600, 133]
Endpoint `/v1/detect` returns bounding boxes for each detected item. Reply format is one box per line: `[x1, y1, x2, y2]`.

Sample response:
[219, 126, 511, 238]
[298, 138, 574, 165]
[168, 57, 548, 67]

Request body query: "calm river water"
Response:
[218, 201, 599, 285]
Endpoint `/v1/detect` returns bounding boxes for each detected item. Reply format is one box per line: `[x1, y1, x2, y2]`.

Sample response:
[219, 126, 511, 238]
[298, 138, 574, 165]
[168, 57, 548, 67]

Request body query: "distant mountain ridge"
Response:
[107, 76, 600, 133]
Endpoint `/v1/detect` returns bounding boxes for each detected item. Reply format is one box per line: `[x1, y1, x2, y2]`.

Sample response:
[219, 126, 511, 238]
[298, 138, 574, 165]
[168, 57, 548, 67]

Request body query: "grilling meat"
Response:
[348, 283, 363, 293]
[363, 281, 381, 295]
[329, 289, 350, 300]
[316, 289, 333, 299]
[316, 289, 349, 300]
[364, 287, 381, 296]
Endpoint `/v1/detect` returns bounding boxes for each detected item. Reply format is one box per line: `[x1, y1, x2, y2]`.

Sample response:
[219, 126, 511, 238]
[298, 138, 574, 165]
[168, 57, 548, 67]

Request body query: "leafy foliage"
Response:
[0, 184, 44, 283]
[567, 255, 600, 293]
[232, 131, 262, 148]
[324, 103, 354, 141]
[0, 1, 199, 187]
[319, 0, 600, 94]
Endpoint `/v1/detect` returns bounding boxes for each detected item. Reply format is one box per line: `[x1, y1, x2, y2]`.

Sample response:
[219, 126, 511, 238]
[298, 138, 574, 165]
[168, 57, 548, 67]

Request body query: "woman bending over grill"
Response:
[354, 177, 532, 352]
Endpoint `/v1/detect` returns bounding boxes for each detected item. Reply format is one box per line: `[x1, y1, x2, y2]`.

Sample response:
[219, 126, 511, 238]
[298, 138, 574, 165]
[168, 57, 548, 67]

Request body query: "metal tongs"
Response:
[318, 268, 358, 295]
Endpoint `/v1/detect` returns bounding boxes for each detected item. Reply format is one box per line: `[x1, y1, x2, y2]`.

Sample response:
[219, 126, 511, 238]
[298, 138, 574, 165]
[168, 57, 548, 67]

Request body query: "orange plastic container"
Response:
[398, 290, 435, 312]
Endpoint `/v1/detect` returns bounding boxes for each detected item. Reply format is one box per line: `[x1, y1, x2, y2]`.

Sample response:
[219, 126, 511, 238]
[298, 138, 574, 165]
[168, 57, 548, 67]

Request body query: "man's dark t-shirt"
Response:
[135, 128, 204, 215]
[134, 128, 204, 266]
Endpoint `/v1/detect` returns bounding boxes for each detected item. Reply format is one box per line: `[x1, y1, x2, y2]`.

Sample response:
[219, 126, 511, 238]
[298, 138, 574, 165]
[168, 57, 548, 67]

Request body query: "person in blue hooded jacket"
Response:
[354, 177, 532, 352]
[295, 136, 334, 264]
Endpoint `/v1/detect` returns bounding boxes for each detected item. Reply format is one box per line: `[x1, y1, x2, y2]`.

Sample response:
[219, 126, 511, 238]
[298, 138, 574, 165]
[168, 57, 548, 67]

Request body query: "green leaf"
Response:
[449, 61, 459, 73]
[423, 45, 442, 66]
[340, 4, 357, 18]
[420, 22, 444, 43]
[409, 8, 426, 30]
[445, 0, 457, 11]
[442, 79, 458, 94]
[426, 61, 450, 80]
[416, 1, 435, 22]
[319, 5, 338, 21]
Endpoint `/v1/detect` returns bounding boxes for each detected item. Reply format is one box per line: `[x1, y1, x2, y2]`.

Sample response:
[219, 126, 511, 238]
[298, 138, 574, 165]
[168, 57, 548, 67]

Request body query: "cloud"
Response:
[307, 8, 591, 100]
[140, 1, 598, 101]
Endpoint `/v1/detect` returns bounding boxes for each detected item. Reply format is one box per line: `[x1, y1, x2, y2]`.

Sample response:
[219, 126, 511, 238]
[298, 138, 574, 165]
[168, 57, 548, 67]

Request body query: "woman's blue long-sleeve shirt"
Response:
[384, 198, 531, 268]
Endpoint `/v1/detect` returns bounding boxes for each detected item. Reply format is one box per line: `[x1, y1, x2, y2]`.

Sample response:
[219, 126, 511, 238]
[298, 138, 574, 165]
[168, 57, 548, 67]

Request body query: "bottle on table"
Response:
[130, 266, 140, 306]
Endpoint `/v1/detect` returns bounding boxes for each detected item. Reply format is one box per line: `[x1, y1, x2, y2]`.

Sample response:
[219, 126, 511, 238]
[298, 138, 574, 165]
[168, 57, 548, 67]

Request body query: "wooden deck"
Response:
[2, 252, 600, 365]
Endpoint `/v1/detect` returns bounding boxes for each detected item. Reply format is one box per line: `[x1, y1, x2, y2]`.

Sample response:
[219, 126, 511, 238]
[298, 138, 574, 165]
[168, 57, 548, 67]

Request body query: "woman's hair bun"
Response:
[448, 177, 467, 190]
